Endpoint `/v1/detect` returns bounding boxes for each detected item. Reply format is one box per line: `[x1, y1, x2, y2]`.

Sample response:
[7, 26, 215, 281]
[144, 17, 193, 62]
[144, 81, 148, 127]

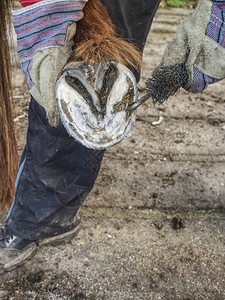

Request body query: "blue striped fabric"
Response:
[12, 0, 87, 89]
[189, 1, 225, 93]
[211, 0, 225, 5]
[206, 1, 225, 48]
[189, 67, 219, 93]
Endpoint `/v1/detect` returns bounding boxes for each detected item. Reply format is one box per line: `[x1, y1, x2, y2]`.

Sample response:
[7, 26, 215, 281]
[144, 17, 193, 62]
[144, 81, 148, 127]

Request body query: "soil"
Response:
[0, 7, 225, 300]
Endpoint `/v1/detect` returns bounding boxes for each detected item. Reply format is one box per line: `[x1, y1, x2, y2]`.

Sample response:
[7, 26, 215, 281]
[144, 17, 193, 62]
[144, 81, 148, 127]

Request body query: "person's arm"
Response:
[12, 0, 87, 126]
[146, 0, 225, 104]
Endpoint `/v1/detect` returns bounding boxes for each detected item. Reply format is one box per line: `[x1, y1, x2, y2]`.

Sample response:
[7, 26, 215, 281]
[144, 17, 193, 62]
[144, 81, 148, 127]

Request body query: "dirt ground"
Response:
[0, 6, 225, 300]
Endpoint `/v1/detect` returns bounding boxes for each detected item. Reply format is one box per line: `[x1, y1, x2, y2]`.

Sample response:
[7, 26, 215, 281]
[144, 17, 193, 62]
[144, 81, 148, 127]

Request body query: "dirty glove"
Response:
[12, 0, 87, 126]
[147, 0, 225, 104]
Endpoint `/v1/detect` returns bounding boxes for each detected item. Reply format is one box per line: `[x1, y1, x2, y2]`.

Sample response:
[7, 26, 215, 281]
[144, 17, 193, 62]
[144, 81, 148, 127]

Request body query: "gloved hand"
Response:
[13, 0, 87, 126]
[147, 0, 225, 103]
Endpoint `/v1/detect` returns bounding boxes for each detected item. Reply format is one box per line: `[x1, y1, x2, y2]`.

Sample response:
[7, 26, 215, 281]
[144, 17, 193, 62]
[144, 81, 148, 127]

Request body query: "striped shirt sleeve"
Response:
[189, 0, 225, 93]
[12, 0, 87, 88]
[206, 0, 225, 48]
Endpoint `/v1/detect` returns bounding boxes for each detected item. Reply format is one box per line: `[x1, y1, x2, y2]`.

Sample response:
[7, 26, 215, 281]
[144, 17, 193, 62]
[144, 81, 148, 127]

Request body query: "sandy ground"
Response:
[0, 7, 225, 300]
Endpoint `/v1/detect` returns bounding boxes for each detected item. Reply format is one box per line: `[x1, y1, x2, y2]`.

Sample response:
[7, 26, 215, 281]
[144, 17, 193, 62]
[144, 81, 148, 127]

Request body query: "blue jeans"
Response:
[7, 98, 105, 239]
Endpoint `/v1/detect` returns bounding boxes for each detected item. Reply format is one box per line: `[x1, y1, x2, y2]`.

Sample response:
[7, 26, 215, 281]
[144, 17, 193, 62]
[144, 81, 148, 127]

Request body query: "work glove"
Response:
[147, 0, 225, 104]
[13, 0, 87, 126]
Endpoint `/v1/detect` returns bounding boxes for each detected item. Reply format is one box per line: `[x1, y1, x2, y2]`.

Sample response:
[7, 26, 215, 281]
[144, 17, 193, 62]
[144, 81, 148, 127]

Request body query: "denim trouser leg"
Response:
[7, 98, 105, 240]
[7, 0, 160, 240]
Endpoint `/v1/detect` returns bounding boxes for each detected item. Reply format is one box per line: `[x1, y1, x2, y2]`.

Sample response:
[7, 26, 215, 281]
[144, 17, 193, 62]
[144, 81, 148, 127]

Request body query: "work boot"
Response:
[0, 214, 81, 274]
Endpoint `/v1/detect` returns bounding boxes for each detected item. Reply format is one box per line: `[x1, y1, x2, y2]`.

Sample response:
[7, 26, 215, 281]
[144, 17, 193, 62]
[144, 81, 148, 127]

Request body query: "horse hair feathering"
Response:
[73, 0, 142, 69]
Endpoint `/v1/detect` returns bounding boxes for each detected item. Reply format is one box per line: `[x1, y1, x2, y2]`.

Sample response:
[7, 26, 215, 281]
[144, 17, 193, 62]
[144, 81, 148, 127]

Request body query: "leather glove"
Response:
[13, 0, 87, 126]
[147, 0, 225, 103]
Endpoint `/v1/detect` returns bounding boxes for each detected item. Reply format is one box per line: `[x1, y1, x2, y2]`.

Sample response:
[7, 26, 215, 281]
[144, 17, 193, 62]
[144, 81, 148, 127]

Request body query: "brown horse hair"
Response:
[73, 0, 142, 69]
[0, 0, 19, 210]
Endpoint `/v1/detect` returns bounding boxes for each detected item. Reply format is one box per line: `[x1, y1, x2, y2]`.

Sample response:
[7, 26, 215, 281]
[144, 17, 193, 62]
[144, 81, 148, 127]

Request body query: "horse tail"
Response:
[0, 0, 19, 211]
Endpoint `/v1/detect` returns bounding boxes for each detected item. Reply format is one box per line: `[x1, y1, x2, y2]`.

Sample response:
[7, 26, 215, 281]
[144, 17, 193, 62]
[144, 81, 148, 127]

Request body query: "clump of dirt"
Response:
[2, 271, 92, 300]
